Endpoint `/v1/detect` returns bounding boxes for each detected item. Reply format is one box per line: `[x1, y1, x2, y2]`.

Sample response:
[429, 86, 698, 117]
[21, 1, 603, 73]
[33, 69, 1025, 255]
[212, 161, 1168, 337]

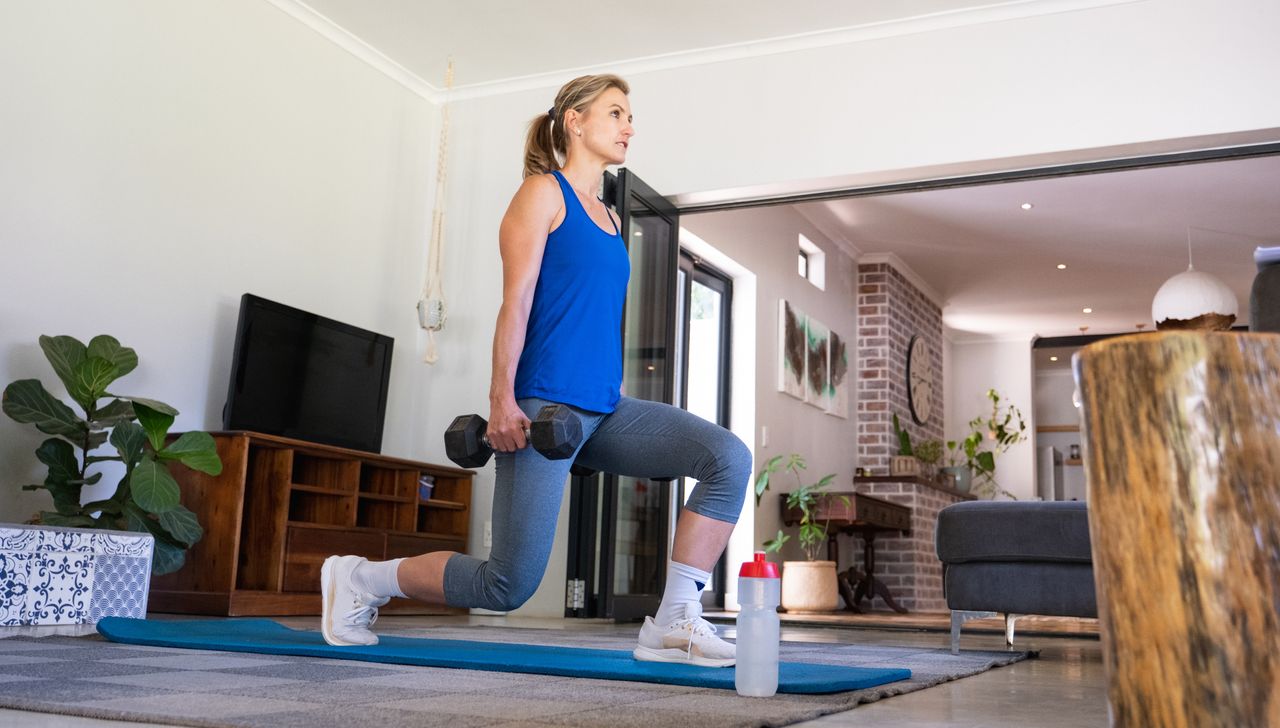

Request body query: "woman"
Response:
[321, 74, 751, 667]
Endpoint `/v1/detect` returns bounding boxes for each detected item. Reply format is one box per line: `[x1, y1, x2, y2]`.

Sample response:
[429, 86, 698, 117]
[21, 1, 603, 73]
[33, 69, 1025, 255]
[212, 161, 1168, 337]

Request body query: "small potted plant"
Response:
[1, 335, 222, 624]
[889, 413, 920, 476]
[914, 439, 943, 481]
[942, 389, 1027, 499]
[755, 453, 847, 613]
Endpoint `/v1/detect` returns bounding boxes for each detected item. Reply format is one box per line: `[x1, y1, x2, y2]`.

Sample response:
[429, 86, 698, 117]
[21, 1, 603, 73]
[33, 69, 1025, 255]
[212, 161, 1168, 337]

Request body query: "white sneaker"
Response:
[633, 603, 735, 667]
[321, 555, 390, 646]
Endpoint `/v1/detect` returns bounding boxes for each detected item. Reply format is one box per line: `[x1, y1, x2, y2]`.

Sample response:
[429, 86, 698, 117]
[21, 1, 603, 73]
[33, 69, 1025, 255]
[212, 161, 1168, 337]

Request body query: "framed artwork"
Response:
[804, 317, 830, 410]
[826, 330, 849, 418]
[778, 300, 806, 400]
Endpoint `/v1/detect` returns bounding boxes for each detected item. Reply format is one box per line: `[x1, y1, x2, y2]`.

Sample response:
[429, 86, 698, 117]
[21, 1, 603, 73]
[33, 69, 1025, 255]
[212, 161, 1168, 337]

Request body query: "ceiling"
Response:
[796, 153, 1280, 338]
[295, 0, 993, 89]
[283, 1, 1279, 340]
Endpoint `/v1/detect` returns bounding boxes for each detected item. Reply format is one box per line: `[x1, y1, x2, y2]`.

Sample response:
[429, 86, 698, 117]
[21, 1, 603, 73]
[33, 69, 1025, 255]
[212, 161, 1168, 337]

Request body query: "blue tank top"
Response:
[514, 171, 631, 413]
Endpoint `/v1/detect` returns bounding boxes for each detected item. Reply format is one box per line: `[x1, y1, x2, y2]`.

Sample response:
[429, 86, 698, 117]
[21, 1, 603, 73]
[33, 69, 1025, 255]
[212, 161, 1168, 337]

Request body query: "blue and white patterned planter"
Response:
[0, 523, 153, 626]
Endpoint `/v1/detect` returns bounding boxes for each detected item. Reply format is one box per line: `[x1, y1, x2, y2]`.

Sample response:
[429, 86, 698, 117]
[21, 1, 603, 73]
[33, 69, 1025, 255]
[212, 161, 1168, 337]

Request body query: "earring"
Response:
[575, 128, 582, 136]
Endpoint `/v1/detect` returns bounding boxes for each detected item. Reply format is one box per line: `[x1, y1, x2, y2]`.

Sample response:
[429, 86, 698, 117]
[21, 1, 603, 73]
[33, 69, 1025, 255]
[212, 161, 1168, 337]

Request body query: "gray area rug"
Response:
[0, 624, 1032, 727]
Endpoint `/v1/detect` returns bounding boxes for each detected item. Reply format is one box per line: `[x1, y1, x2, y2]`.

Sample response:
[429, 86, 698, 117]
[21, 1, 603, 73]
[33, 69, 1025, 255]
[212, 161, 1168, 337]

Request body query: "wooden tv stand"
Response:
[149, 431, 473, 616]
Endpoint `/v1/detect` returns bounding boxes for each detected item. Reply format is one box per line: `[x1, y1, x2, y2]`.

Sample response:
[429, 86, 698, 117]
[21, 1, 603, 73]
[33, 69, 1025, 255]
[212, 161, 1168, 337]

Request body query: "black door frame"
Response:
[565, 168, 681, 621]
[675, 251, 734, 608]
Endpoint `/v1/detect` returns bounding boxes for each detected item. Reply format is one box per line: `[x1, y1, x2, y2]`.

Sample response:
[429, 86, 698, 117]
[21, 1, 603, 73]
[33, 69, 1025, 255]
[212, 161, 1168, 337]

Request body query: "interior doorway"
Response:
[674, 252, 734, 607]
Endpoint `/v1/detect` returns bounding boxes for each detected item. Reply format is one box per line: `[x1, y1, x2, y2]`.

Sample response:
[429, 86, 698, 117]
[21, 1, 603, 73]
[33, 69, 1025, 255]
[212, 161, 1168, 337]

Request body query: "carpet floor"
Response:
[0, 622, 1032, 728]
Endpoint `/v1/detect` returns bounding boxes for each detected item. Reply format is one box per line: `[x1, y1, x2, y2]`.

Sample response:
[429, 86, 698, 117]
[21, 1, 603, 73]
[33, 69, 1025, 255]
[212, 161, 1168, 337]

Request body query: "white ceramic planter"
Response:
[780, 560, 839, 613]
[0, 523, 154, 626]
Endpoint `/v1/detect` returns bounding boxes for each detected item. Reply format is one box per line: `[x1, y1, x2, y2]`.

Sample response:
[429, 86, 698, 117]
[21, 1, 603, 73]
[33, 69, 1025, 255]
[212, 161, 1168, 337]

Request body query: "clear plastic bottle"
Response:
[735, 551, 781, 697]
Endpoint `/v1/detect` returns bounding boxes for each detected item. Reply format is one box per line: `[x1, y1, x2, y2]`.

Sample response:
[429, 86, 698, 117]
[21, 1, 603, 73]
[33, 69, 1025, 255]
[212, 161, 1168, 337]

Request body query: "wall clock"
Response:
[906, 334, 934, 425]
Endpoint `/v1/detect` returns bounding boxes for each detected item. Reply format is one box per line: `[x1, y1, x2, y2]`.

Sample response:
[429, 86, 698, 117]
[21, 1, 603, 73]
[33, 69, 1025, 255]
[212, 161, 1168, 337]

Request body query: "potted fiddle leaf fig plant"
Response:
[755, 453, 847, 613]
[2, 334, 222, 575]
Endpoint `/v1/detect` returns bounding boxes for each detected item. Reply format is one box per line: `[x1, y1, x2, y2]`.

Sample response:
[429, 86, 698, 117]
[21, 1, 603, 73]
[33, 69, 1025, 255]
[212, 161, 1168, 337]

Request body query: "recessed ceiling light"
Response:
[1049, 356, 1059, 362]
[1056, 263, 1067, 270]
[1082, 307, 1093, 314]
[1021, 203, 1034, 210]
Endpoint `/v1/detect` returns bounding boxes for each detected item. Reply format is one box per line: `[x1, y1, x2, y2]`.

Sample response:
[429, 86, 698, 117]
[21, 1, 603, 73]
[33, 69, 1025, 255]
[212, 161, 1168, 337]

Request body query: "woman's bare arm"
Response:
[487, 175, 562, 451]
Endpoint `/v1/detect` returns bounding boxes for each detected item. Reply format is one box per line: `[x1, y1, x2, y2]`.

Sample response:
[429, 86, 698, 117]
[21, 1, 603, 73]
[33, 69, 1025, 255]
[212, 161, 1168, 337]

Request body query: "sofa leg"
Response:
[950, 610, 997, 654]
[1004, 613, 1021, 648]
[951, 611, 962, 654]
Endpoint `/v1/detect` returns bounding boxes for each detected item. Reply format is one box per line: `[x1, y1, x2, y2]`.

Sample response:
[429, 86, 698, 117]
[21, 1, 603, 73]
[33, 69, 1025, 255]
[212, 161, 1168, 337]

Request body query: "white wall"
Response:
[1, 2, 438, 517]
[681, 209, 860, 563]
[945, 336, 1037, 499]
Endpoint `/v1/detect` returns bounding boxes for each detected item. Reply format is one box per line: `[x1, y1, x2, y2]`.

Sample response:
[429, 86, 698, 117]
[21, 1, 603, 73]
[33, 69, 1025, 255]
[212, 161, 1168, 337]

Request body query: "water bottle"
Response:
[735, 551, 781, 697]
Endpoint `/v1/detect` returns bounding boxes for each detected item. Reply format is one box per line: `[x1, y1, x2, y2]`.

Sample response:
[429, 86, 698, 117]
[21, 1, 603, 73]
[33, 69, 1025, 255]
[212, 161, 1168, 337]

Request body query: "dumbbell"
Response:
[444, 404, 583, 468]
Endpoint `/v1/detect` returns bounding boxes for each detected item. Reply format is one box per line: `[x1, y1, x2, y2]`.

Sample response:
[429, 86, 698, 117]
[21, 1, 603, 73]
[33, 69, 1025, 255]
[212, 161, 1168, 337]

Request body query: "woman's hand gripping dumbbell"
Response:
[444, 404, 583, 468]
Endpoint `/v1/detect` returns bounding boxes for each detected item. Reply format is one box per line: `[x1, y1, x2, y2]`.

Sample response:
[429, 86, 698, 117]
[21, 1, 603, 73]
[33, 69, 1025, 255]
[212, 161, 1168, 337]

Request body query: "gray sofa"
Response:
[935, 500, 1097, 653]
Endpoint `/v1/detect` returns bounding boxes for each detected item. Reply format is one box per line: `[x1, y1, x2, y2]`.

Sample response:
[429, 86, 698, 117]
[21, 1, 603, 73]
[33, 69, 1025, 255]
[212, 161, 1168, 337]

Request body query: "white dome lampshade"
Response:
[1152, 266, 1238, 330]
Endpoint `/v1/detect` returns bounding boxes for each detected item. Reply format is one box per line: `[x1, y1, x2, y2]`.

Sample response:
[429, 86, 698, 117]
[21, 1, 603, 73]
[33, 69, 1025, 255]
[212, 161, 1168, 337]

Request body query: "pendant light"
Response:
[1152, 229, 1238, 331]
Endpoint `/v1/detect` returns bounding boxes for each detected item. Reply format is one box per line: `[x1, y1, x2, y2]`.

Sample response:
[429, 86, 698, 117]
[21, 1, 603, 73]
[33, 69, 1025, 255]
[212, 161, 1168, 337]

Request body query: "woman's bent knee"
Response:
[686, 432, 751, 523]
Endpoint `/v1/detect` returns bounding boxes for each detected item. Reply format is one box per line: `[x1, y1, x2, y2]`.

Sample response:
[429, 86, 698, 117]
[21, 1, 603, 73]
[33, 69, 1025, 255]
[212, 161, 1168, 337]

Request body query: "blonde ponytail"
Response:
[522, 74, 630, 178]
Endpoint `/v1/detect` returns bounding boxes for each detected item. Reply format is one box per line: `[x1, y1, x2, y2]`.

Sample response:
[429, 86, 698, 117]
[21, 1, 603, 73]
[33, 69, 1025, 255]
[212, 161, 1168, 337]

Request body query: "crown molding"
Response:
[857, 252, 944, 307]
[264, 0, 441, 103]
[267, 0, 1140, 103]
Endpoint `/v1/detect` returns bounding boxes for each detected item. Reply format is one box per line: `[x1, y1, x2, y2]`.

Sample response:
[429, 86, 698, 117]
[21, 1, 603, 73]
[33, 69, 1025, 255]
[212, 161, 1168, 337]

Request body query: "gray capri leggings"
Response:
[443, 395, 751, 612]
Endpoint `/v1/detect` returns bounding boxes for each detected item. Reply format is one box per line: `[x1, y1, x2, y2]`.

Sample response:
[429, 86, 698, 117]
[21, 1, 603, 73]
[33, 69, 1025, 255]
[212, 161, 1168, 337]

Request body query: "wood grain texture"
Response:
[1075, 331, 1280, 728]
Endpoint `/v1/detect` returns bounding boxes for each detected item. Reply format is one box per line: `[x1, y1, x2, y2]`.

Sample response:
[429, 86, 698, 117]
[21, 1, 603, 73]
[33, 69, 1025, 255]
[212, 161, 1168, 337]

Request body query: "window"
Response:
[798, 233, 825, 290]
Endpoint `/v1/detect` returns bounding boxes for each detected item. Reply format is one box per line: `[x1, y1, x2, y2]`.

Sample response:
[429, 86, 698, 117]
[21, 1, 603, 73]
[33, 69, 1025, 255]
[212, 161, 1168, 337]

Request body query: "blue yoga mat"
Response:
[97, 618, 910, 694]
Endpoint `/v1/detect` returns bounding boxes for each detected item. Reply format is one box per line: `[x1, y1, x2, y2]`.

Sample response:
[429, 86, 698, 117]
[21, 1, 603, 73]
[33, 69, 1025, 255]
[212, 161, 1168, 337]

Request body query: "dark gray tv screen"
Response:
[223, 293, 393, 453]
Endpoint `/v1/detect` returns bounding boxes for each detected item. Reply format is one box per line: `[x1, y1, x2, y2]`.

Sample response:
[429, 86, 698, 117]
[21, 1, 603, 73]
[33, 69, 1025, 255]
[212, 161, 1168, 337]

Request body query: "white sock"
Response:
[352, 558, 407, 599]
[654, 561, 711, 626]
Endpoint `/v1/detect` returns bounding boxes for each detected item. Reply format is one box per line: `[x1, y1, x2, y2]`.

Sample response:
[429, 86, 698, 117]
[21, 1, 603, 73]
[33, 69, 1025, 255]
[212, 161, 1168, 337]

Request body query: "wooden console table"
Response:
[783, 491, 911, 613]
[149, 431, 473, 616]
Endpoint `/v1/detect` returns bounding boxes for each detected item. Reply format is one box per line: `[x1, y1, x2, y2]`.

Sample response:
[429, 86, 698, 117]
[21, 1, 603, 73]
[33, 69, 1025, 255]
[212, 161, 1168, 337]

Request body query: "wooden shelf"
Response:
[420, 498, 466, 510]
[1065, 458, 1083, 466]
[1037, 425, 1080, 433]
[291, 483, 351, 496]
[358, 492, 415, 503]
[150, 431, 473, 617]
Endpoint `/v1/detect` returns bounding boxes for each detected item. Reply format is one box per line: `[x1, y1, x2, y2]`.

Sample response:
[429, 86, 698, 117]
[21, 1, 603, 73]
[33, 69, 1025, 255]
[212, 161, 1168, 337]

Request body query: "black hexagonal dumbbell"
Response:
[528, 404, 582, 460]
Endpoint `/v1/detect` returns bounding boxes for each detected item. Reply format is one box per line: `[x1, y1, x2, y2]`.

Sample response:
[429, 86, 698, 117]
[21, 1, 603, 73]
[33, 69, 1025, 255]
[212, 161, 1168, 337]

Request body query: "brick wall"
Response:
[858, 480, 969, 612]
[856, 263, 944, 472]
[853, 261, 950, 612]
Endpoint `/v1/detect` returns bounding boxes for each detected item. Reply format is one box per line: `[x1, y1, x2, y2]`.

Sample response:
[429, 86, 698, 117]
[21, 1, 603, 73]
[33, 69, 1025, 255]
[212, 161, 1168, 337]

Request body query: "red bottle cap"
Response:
[738, 551, 779, 578]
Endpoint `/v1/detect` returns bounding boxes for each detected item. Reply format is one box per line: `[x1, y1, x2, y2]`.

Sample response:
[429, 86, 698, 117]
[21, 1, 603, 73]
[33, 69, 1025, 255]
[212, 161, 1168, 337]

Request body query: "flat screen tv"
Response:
[223, 293, 394, 453]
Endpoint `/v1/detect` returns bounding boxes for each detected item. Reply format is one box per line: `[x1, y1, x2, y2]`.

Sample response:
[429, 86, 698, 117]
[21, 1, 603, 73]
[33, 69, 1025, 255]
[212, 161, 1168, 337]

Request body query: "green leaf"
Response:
[762, 530, 790, 554]
[110, 421, 147, 467]
[132, 401, 175, 452]
[158, 505, 203, 547]
[2, 379, 85, 438]
[67, 356, 118, 408]
[36, 437, 79, 483]
[130, 455, 181, 513]
[159, 431, 222, 475]
[975, 451, 996, 474]
[86, 335, 137, 380]
[35, 438, 82, 515]
[150, 539, 186, 575]
[115, 396, 178, 417]
[82, 498, 124, 516]
[38, 335, 87, 397]
[92, 399, 135, 428]
[85, 430, 109, 451]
